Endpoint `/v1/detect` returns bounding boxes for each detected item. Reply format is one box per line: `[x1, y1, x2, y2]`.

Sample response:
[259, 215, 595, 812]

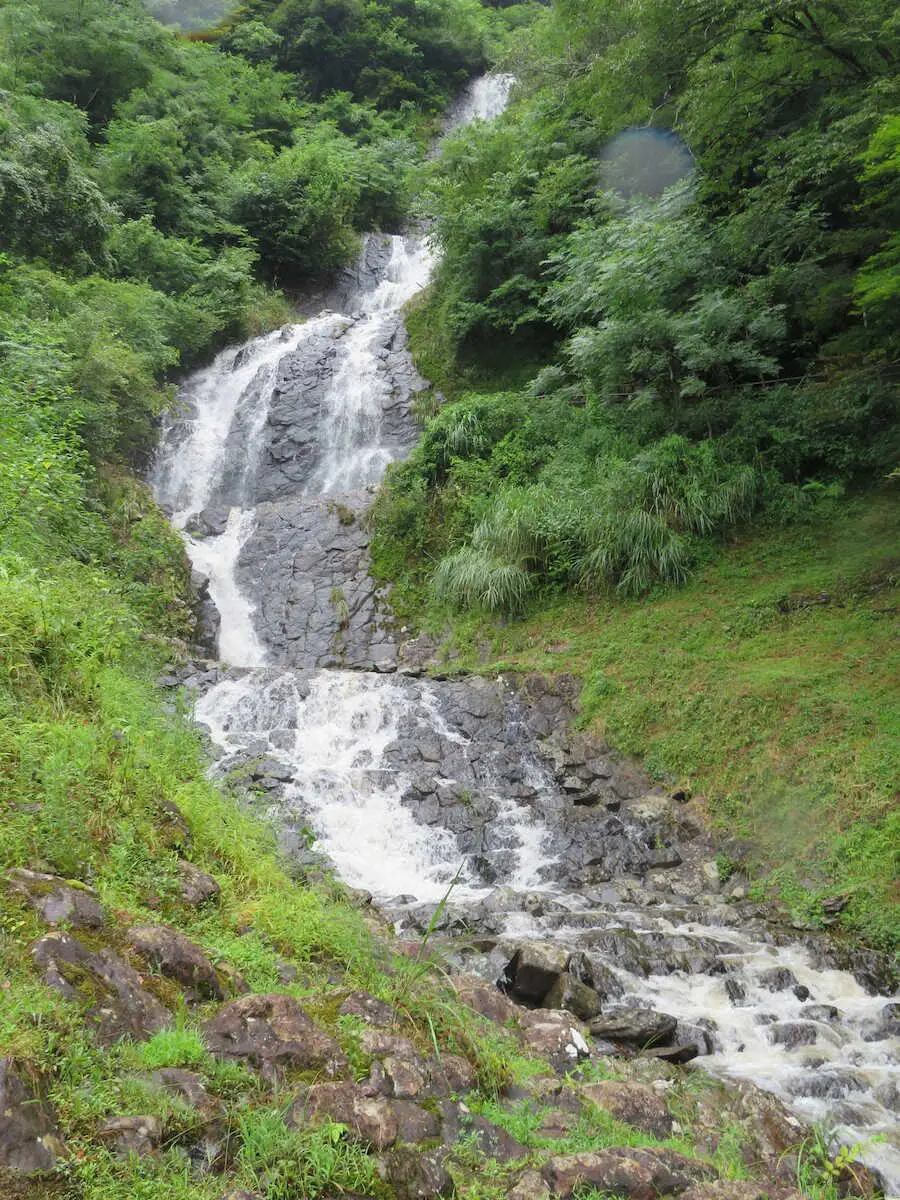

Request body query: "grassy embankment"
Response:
[0, 478, 866, 1199]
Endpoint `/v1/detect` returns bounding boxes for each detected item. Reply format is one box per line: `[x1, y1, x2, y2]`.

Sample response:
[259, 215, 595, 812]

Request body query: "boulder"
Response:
[542, 973, 601, 1022]
[393, 1099, 441, 1144]
[502, 942, 569, 1003]
[127, 925, 224, 1001]
[217, 963, 250, 996]
[439, 1102, 527, 1163]
[97, 1115, 163, 1158]
[380, 1145, 453, 1199]
[679, 1185, 802, 1200]
[339, 991, 399, 1028]
[4, 869, 105, 929]
[690, 1078, 811, 1180]
[430, 1054, 477, 1096]
[453, 974, 521, 1027]
[31, 931, 172, 1045]
[642, 1043, 700, 1065]
[589, 1008, 677, 1049]
[290, 1082, 400, 1150]
[507, 1169, 551, 1200]
[518, 1010, 590, 1073]
[579, 1081, 674, 1138]
[176, 860, 220, 907]
[202, 993, 347, 1080]
[0, 1059, 67, 1174]
[770, 1022, 818, 1049]
[757, 967, 799, 992]
[542, 1147, 713, 1200]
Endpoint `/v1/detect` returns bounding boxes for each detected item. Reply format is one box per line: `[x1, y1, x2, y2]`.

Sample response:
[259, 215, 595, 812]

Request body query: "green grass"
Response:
[417, 490, 900, 956]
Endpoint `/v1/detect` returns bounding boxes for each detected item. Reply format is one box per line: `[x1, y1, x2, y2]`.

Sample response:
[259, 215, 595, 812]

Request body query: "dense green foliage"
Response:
[374, 0, 900, 610]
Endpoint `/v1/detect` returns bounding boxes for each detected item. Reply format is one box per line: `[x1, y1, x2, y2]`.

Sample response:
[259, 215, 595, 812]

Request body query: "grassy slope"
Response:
[0, 483, 862, 1199]
[417, 490, 900, 954]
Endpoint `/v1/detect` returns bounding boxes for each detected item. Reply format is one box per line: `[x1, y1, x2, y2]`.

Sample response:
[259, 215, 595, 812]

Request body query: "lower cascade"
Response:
[152, 75, 899, 1193]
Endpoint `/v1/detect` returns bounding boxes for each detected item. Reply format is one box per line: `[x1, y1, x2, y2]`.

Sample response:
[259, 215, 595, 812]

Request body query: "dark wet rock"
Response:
[642, 1043, 700, 1065]
[31, 931, 172, 1044]
[175, 860, 220, 907]
[127, 925, 224, 1001]
[0, 1059, 67, 1174]
[589, 1008, 677, 1049]
[289, 1082, 400, 1149]
[380, 1144, 453, 1199]
[758, 967, 801, 993]
[725, 978, 746, 1004]
[518, 1009, 590, 1072]
[187, 506, 229, 537]
[770, 1022, 818, 1049]
[202, 994, 347, 1079]
[541, 1147, 713, 1200]
[542, 972, 601, 1021]
[578, 1081, 674, 1138]
[339, 991, 398, 1028]
[676, 1018, 717, 1056]
[502, 942, 569, 1003]
[786, 1069, 866, 1100]
[4, 869, 105, 929]
[799, 1004, 839, 1023]
[97, 1115, 163, 1158]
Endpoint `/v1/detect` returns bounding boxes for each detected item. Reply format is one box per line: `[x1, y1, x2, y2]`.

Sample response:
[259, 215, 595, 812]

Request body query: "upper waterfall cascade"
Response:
[152, 75, 899, 1192]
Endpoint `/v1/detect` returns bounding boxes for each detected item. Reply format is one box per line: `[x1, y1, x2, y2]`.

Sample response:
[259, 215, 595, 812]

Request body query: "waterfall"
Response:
[152, 74, 899, 1192]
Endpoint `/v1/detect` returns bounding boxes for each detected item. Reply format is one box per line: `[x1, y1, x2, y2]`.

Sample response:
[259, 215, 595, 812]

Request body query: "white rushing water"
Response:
[153, 73, 899, 1193]
[196, 669, 549, 903]
[306, 237, 435, 495]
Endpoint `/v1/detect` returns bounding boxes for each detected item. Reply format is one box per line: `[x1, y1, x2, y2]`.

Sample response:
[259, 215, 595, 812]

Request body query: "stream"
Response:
[151, 75, 899, 1193]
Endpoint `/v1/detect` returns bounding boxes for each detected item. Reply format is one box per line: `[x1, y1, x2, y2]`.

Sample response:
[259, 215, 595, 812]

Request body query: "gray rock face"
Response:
[5, 869, 105, 929]
[0, 1059, 67, 1174]
[237, 494, 399, 669]
[31, 931, 172, 1045]
[202, 993, 347, 1080]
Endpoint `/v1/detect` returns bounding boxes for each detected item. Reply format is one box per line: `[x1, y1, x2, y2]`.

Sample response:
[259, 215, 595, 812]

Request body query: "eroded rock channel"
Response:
[152, 76, 899, 1193]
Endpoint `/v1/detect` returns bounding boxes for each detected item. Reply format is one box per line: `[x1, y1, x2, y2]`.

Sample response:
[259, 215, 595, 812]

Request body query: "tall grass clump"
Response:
[429, 433, 759, 613]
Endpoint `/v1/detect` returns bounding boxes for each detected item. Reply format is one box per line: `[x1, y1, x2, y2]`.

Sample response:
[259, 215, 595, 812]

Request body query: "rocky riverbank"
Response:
[2, 828, 889, 1200]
